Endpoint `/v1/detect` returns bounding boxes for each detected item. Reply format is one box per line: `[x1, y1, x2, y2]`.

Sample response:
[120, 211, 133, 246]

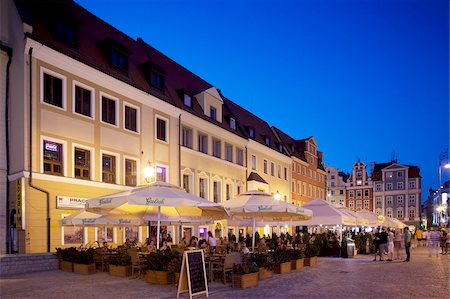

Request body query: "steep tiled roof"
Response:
[271, 127, 306, 161]
[371, 162, 421, 181]
[247, 172, 268, 184]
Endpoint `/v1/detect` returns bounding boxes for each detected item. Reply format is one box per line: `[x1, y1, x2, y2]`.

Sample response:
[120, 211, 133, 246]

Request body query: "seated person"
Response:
[241, 243, 250, 255]
[123, 238, 133, 248]
[101, 241, 110, 252]
[160, 241, 171, 253]
[257, 238, 267, 253]
[189, 236, 198, 248]
[147, 240, 157, 253]
[166, 233, 173, 244]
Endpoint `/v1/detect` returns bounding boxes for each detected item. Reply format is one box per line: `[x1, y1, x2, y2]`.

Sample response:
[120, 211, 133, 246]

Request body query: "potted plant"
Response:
[145, 250, 180, 285]
[270, 249, 291, 274]
[304, 244, 319, 266]
[288, 249, 304, 271]
[232, 263, 259, 289]
[56, 247, 77, 272]
[73, 248, 96, 275]
[109, 247, 132, 277]
[252, 253, 274, 280]
[167, 255, 182, 285]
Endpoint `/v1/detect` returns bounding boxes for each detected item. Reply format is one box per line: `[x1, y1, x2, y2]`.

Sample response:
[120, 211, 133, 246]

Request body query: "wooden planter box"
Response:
[274, 262, 291, 274]
[146, 270, 174, 285]
[73, 263, 96, 275]
[291, 259, 304, 271]
[304, 256, 318, 266]
[258, 267, 273, 280]
[61, 260, 73, 272]
[109, 264, 132, 277]
[232, 272, 259, 289]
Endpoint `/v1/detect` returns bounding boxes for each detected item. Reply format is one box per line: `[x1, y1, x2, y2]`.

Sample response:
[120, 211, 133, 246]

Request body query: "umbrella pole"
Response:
[252, 215, 256, 252]
[157, 206, 161, 250]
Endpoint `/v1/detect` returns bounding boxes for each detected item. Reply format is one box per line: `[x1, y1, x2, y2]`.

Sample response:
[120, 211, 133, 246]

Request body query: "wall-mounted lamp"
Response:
[274, 191, 281, 201]
[143, 161, 155, 183]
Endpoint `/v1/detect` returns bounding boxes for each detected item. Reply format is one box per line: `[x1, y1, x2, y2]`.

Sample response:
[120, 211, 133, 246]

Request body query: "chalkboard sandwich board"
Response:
[177, 250, 208, 299]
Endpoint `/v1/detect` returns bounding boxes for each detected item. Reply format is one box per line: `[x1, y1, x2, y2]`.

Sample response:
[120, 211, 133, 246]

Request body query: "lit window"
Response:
[74, 148, 90, 180]
[102, 154, 116, 184]
[43, 140, 63, 176]
[226, 184, 232, 201]
[386, 172, 393, 179]
[156, 166, 167, 182]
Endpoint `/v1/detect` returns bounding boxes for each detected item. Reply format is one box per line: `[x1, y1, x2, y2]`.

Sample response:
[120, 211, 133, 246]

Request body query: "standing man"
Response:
[404, 227, 412, 262]
[379, 228, 388, 261]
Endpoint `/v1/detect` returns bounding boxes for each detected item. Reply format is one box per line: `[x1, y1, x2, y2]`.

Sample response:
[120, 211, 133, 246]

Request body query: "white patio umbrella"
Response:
[60, 210, 145, 226]
[221, 190, 313, 251]
[85, 182, 229, 248]
[356, 210, 381, 227]
[336, 206, 368, 227]
[296, 198, 356, 226]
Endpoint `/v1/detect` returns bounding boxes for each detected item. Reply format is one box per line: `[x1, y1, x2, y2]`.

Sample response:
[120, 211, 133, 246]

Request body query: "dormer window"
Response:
[54, 19, 78, 47]
[184, 94, 192, 107]
[279, 143, 284, 153]
[265, 136, 271, 146]
[111, 46, 128, 71]
[230, 117, 236, 130]
[291, 145, 295, 153]
[248, 127, 255, 139]
[210, 106, 217, 121]
[150, 70, 165, 90]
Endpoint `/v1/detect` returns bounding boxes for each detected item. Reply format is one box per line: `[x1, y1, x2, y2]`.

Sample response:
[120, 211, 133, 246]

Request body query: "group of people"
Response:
[373, 227, 412, 262]
[417, 227, 450, 257]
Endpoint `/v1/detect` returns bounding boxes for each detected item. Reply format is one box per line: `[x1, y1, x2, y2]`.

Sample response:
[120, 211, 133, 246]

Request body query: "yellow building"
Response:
[1, 0, 322, 253]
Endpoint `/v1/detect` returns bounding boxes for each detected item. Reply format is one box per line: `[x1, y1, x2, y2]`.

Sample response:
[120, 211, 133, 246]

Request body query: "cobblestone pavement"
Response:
[1, 247, 448, 299]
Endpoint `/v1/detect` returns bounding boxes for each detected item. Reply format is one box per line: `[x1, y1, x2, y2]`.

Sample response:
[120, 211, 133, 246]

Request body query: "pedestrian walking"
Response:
[373, 229, 381, 261]
[379, 228, 388, 261]
[387, 228, 394, 261]
[394, 229, 404, 260]
[422, 229, 428, 247]
[404, 226, 411, 262]
[428, 227, 441, 257]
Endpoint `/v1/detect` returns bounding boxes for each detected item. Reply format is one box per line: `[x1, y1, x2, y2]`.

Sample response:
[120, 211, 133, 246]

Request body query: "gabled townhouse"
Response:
[371, 161, 421, 227]
[325, 166, 347, 207]
[272, 128, 326, 206]
[345, 160, 373, 212]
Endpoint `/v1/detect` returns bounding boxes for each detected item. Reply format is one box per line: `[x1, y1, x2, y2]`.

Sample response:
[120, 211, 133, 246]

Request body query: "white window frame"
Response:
[123, 101, 141, 134]
[61, 213, 87, 245]
[386, 196, 393, 205]
[376, 196, 382, 206]
[183, 94, 192, 107]
[72, 80, 95, 120]
[99, 91, 119, 128]
[364, 200, 370, 209]
[155, 114, 169, 143]
[409, 180, 416, 189]
[386, 208, 393, 218]
[386, 183, 393, 190]
[397, 207, 404, 219]
[375, 183, 382, 191]
[408, 207, 416, 218]
[212, 138, 221, 158]
[251, 155, 257, 171]
[212, 179, 222, 203]
[72, 142, 95, 180]
[270, 162, 275, 176]
[40, 135, 68, 176]
[409, 194, 416, 203]
[230, 117, 236, 130]
[225, 143, 233, 162]
[95, 227, 117, 244]
[123, 155, 140, 186]
[100, 149, 121, 184]
[198, 173, 209, 200]
[263, 160, 268, 174]
[349, 190, 354, 198]
[182, 126, 194, 149]
[397, 195, 404, 204]
[182, 168, 194, 194]
[397, 182, 404, 189]
[40, 67, 67, 111]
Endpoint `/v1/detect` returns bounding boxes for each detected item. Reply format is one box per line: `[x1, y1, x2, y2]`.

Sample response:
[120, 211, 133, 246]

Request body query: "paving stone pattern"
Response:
[0, 247, 448, 299]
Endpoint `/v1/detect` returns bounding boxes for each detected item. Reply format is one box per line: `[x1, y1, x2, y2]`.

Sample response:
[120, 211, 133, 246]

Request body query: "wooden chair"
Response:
[211, 252, 237, 283]
[93, 249, 107, 272]
[128, 248, 146, 278]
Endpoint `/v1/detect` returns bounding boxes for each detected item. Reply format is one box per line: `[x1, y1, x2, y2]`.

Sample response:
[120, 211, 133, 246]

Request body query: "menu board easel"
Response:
[177, 250, 208, 299]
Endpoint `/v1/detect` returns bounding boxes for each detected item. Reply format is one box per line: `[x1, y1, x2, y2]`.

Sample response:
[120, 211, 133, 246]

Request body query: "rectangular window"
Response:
[397, 182, 404, 189]
[156, 166, 167, 182]
[97, 227, 114, 243]
[111, 46, 128, 71]
[230, 118, 236, 130]
[248, 127, 255, 139]
[397, 195, 404, 204]
[386, 196, 393, 205]
[356, 190, 362, 198]
[386, 172, 393, 179]
[43, 140, 63, 176]
[183, 174, 190, 193]
[55, 19, 78, 46]
[302, 167, 306, 176]
[340, 190, 344, 195]
[150, 70, 165, 89]
[199, 178, 207, 199]
[74, 148, 90, 180]
[225, 144, 233, 162]
[156, 117, 167, 142]
[291, 182, 295, 193]
[349, 190, 354, 198]
[237, 185, 242, 195]
[213, 181, 221, 203]
[182, 126, 193, 148]
[212, 138, 221, 158]
[349, 201, 354, 208]
[251, 155, 257, 170]
[356, 200, 362, 209]
[409, 181, 416, 189]
[409, 208, 415, 219]
[386, 209, 393, 218]
[265, 136, 270, 146]
[125, 159, 137, 186]
[364, 190, 369, 198]
[123, 105, 137, 132]
[409, 195, 415, 204]
[184, 94, 192, 107]
[210, 106, 217, 121]
[263, 160, 268, 174]
[43, 73, 63, 108]
[397, 171, 403, 178]
[386, 183, 393, 190]
[101, 96, 117, 125]
[74, 85, 91, 117]
[236, 148, 244, 166]
[397, 209, 404, 219]
[364, 200, 370, 209]
[277, 165, 281, 178]
[102, 154, 116, 184]
[375, 183, 382, 191]
[226, 184, 231, 201]
[270, 162, 275, 176]
[198, 133, 208, 154]
[376, 196, 382, 205]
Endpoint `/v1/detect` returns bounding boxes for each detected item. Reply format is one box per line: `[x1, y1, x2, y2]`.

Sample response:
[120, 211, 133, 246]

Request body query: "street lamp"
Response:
[143, 162, 155, 183]
[274, 191, 281, 201]
[437, 205, 445, 225]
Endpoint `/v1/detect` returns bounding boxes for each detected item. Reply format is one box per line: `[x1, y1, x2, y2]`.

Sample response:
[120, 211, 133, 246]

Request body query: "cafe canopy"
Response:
[295, 198, 356, 227]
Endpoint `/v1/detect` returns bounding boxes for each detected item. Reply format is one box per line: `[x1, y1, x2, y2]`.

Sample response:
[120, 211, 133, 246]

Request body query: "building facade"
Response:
[325, 166, 347, 206]
[1, 0, 314, 253]
[346, 161, 373, 212]
[422, 181, 449, 229]
[371, 161, 422, 226]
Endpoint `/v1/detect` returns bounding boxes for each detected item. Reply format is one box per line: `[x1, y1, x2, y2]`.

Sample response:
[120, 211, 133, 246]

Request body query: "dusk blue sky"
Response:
[76, 0, 449, 201]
